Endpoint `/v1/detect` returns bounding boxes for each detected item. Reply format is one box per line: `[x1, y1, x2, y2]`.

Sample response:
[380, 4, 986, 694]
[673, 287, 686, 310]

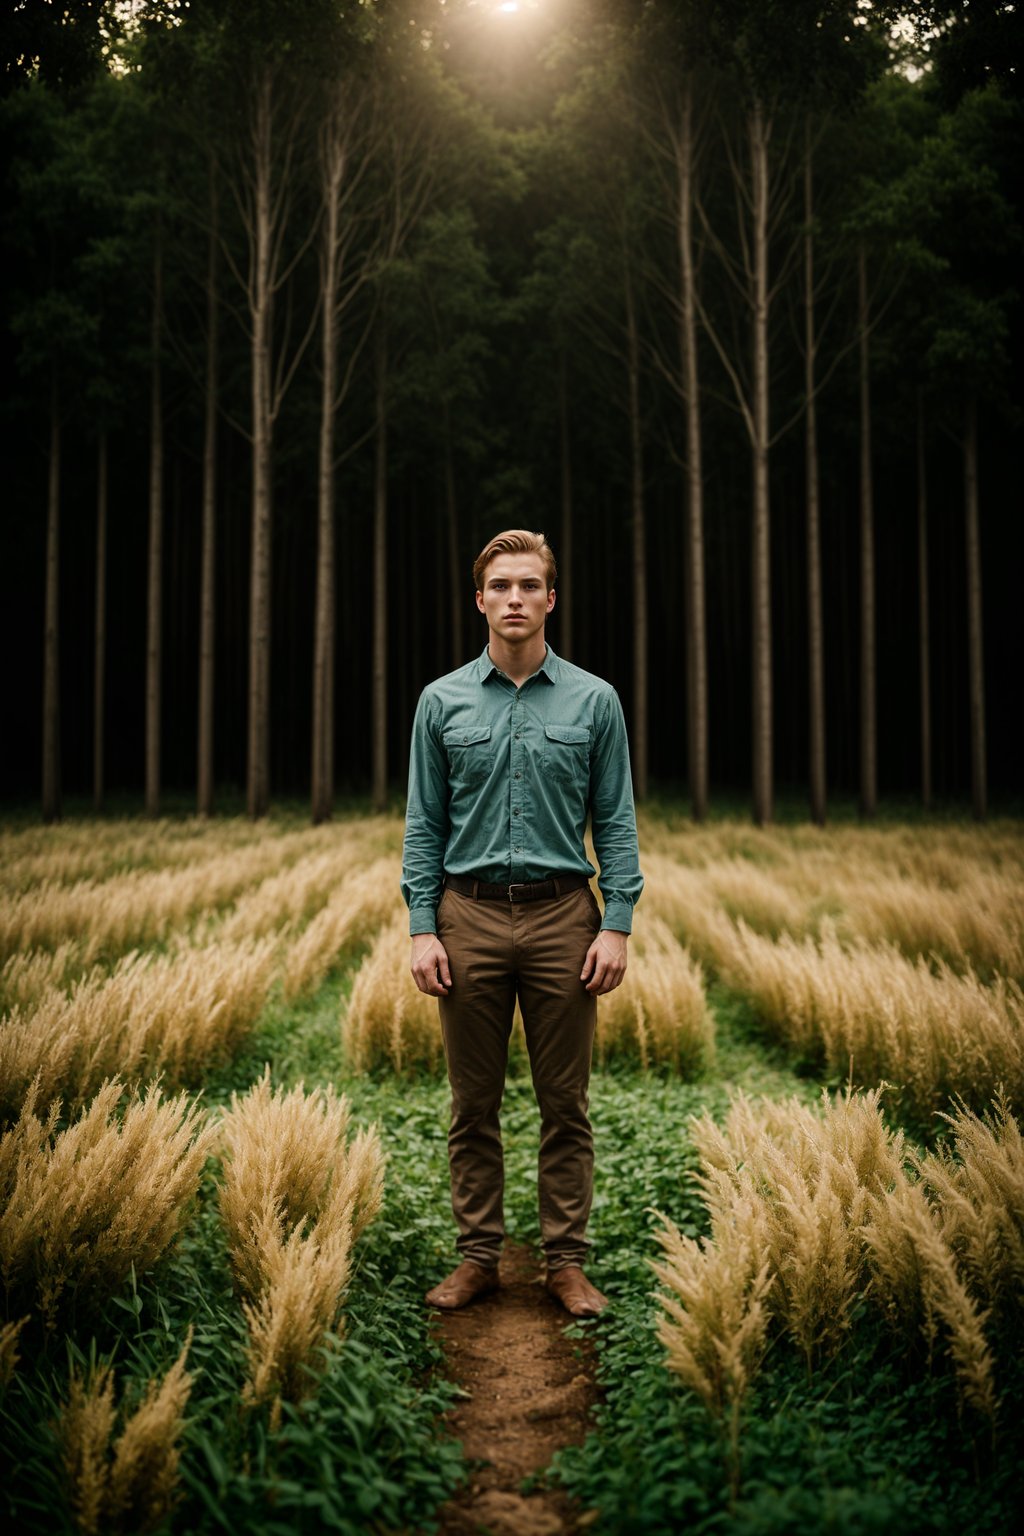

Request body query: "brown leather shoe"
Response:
[545, 1265, 608, 1318]
[425, 1260, 500, 1310]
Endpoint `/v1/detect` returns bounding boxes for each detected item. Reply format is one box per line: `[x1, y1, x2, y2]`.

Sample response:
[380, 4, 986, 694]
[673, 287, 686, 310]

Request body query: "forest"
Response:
[1, 0, 1021, 821]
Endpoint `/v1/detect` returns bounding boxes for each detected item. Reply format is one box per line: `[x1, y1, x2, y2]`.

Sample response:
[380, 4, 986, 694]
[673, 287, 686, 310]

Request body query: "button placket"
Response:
[510, 693, 526, 881]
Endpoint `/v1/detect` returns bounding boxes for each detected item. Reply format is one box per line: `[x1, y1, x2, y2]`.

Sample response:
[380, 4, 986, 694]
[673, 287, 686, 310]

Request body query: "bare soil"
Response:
[431, 1243, 600, 1536]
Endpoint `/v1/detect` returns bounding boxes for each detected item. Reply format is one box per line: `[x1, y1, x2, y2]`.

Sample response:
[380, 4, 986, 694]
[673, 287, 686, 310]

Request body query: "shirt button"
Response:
[514, 733, 521, 740]
[514, 845, 520, 852]
[513, 808, 520, 816]
[514, 771, 521, 779]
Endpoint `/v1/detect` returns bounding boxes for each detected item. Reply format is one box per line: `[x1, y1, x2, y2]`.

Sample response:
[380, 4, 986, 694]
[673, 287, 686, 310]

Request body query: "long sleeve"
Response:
[401, 688, 451, 934]
[589, 689, 644, 933]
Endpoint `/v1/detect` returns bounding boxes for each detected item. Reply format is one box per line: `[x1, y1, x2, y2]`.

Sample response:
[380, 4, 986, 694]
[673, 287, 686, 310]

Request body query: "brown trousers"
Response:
[435, 881, 601, 1271]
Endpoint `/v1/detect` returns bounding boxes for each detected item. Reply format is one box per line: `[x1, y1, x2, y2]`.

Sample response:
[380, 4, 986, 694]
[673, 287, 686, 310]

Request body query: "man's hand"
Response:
[581, 929, 628, 995]
[410, 933, 452, 997]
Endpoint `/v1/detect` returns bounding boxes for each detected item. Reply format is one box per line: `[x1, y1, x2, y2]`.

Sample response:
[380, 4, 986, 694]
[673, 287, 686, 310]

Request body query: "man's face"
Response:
[476, 553, 555, 645]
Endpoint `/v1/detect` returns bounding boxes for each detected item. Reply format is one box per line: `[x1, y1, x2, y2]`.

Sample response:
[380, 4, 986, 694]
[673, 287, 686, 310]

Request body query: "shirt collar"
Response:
[477, 643, 560, 686]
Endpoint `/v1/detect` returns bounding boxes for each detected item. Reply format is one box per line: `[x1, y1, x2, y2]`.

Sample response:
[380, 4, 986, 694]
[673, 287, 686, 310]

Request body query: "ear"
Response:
[475, 590, 486, 615]
[546, 588, 556, 614]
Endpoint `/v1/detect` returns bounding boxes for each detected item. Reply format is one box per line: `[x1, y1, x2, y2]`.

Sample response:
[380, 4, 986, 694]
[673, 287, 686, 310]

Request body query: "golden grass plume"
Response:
[688, 1090, 904, 1373]
[342, 913, 443, 1073]
[714, 920, 1024, 1119]
[0, 840, 290, 962]
[281, 857, 404, 1001]
[0, 1315, 28, 1387]
[0, 1081, 215, 1327]
[915, 1093, 1024, 1324]
[863, 1174, 997, 1419]
[217, 1071, 384, 1417]
[60, 1335, 192, 1536]
[0, 937, 277, 1122]
[597, 917, 715, 1074]
[675, 1086, 1006, 1419]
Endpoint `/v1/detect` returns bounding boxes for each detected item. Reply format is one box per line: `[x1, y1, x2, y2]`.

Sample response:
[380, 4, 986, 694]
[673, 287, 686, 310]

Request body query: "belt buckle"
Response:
[508, 882, 525, 903]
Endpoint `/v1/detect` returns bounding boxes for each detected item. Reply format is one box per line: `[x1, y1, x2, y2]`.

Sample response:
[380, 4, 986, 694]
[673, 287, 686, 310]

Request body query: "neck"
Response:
[488, 632, 547, 686]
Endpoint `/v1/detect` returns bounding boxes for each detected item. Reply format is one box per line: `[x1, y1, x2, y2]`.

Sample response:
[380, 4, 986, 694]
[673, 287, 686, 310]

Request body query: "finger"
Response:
[594, 955, 625, 995]
[580, 942, 598, 982]
[585, 955, 609, 993]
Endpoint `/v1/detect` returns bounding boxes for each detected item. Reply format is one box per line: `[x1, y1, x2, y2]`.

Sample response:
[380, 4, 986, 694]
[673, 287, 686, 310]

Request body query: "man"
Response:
[401, 529, 643, 1318]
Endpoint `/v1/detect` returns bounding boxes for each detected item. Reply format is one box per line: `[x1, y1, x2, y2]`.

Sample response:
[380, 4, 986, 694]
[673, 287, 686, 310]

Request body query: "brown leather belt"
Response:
[444, 872, 590, 904]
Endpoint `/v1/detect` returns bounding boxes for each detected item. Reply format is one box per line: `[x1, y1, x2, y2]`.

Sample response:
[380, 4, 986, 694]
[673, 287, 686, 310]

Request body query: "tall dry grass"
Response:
[59, 1337, 192, 1536]
[641, 840, 1024, 981]
[861, 1173, 997, 1420]
[597, 917, 715, 1074]
[0, 813, 403, 962]
[638, 812, 1024, 883]
[281, 857, 404, 1000]
[0, 842, 293, 963]
[218, 1072, 384, 1419]
[0, 1082, 214, 1327]
[715, 921, 1024, 1118]
[0, 937, 277, 1122]
[833, 868, 1024, 981]
[0, 1315, 26, 1386]
[689, 1089, 905, 1374]
[655, 1088, 1022, 1430]
[914, 1094, 1024, 1324]
[342, 913, 443, 1073]
[0, 817, 292, 895]
[652, 1211, 771, 1494]
[0, 941, 84, 1014]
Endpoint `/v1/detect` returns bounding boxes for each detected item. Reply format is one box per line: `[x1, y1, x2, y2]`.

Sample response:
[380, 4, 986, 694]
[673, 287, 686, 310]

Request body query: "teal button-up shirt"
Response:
[401, 644, 643, 935]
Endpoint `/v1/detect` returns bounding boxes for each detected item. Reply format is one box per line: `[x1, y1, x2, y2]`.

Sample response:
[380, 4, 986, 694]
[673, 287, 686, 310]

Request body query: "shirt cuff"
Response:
[409, 904, 438, 936]
[601, 899, 634, 935]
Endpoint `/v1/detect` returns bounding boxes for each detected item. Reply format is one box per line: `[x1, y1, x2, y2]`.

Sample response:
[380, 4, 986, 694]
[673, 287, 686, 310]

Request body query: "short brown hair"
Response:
[473, 530, 556, 592]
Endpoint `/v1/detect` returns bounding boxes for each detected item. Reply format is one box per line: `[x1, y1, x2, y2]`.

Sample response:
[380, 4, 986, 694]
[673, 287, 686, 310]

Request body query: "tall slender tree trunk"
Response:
[443, 407, 463, 667]
[750, 98, 772, 827]
[857, 241, 876, 818]
[625, 260, 647, 800]
[198, 161, 218, 818]
[964, 392, 986, 820]
[675, 81, 709, 829]
[247, 70, 274, 819]
[312, 128, 341, 826]
[916, 391, 931, 812]
[558, 347, 573, 659]
[372, 327, 388, 813]
[804, 121, 826, 825]
[93, 431, 108, 813]
[42, 369, 61, 824]
[146, 222, 164, 818]
[678, 79, 707, 820]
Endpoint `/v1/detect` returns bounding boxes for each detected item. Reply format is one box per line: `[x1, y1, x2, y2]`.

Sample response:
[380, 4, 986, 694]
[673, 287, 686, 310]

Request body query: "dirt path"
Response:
[432, 1243, 600, 1536]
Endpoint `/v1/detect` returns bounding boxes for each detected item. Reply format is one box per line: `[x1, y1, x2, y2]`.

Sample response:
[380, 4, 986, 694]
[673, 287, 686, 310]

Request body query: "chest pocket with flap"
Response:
[542, 723, 591, 787]
[443, 724, 494, 788]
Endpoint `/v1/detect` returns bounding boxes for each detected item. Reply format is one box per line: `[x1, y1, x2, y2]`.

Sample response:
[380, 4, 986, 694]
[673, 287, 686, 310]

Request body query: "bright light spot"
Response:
[500, 3, 521, 12]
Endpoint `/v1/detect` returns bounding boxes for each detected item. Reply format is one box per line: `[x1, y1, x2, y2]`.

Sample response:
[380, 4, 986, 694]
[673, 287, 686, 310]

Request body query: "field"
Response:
[1, 807, 1023, 1534]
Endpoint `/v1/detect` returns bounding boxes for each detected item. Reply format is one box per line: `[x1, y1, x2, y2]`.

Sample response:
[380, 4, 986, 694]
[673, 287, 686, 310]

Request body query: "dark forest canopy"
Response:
[1, 0, 1021, 821]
